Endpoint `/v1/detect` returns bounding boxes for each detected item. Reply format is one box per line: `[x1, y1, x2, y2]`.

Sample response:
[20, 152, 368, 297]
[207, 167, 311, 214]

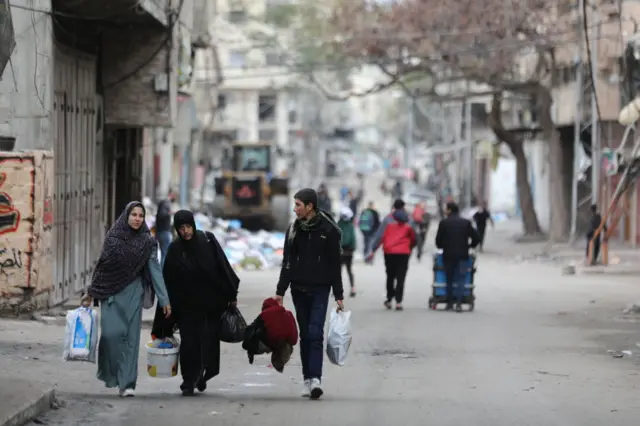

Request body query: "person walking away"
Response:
[348, 189, 363, 219]
[435, 202, 480, 313]
[359, 202, 381, 257]
[317, 183, 333, 216]
[156, 210, 240, 396]
[472, 201, 494, 252]
[586, 204, 607, 265]
[391, 180, 403, 200]
[367, 201, 417, 311]
[412, 201, 431, 261]
[275, 188, 344, 400]
[155, 191, 175, 265]
[338, 206, 357, 297]
[82, 201, 171, 398]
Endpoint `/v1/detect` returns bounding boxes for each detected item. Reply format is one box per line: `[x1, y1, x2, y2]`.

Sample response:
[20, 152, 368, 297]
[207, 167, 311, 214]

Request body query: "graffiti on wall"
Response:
[0, 248, 23, 278]
[0, 172, 20, 235]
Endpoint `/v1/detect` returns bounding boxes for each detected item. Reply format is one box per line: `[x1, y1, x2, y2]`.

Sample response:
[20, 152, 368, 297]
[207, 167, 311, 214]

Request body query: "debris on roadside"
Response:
[143, 199, 287, 271]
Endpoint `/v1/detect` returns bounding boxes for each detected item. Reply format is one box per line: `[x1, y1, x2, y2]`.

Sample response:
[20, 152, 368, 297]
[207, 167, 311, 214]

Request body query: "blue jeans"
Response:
[156, 231, 173, 266]
[362, 233, 373, 256]
[444, 259, 467, 306]
[291, 287, 330, 380]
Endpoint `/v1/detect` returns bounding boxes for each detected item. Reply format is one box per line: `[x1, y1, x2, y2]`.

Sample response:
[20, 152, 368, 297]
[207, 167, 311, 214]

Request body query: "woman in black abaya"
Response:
[153, 210, 240, 396]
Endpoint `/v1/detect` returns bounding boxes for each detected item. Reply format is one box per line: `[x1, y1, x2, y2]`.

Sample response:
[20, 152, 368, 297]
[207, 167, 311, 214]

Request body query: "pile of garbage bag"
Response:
[142, 198, 286, 272]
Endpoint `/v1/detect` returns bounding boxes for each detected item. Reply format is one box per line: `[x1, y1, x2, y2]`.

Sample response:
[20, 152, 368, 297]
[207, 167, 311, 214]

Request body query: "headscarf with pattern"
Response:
[88, 201, 157, 300]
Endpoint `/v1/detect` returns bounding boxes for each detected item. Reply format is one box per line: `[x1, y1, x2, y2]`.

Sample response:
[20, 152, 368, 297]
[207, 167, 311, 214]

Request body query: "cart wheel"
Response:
[468, 303, 475, 312]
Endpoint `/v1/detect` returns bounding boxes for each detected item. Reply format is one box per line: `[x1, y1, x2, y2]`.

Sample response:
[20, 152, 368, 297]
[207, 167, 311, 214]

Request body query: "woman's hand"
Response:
[80, 294, 93, 307]
[229, 300, 238, 308]
[163, 304, 172, 318]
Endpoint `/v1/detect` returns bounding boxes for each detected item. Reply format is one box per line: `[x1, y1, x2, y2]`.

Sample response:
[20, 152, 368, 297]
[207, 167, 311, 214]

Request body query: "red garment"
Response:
[382, 222, 417, 255]
[412, 205, 426, 223]
[260, 298, 299, 348]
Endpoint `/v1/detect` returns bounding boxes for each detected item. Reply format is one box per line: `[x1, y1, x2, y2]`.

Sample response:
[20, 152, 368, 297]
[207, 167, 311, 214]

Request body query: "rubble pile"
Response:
[142, 198, 286, 271]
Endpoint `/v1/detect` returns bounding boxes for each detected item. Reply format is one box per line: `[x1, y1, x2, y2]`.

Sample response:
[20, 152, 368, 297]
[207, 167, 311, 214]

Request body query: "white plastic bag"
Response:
[326, 310, 352, 366]
[63, 307, 98, 363]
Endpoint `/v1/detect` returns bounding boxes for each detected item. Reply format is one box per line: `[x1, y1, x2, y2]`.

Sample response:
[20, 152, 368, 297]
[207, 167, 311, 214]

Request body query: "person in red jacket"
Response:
[367, 200, 417, 311]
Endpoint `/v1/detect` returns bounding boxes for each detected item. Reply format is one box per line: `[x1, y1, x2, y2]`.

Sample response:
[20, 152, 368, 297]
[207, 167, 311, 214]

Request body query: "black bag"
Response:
[220, 306, 247, 343]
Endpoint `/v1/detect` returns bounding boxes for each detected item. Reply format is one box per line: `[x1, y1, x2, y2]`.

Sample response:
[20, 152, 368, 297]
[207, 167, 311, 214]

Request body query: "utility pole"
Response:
[405, 93, 415, 177]
[569, 0, 599, 243]
[464, 96, 473, 208]
[590, 10, 601, 208]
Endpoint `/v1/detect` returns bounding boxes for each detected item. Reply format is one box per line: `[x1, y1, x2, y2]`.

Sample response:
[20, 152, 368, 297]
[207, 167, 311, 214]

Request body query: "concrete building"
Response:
[205, 0, 308, 176]
[0, 0, 203, 311]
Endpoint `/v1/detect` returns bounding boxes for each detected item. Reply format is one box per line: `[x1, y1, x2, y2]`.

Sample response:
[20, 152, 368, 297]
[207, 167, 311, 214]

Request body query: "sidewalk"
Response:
[484, 219, 640, 275]
[0, 268, 281, 425]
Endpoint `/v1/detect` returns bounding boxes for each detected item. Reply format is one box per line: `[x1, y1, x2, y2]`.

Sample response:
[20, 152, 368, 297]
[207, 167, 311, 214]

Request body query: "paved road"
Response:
[2, 240, 640, 425]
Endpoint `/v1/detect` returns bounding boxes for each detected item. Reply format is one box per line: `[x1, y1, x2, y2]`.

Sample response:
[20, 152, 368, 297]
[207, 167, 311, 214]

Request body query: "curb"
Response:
[0, 388, 55, 426]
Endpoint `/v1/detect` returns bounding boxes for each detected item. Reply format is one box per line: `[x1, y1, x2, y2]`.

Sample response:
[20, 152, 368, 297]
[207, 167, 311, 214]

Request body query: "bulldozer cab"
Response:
[224, 142, 272, 173]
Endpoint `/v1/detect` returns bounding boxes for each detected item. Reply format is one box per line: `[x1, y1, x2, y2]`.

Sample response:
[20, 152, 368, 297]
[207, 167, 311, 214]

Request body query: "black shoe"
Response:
[196, 378, 207, 392]
[181, 387, 195, 397]
[455, 305, 463, 313]
[445, 304, 453, 311]
[384, 300, 392, 310]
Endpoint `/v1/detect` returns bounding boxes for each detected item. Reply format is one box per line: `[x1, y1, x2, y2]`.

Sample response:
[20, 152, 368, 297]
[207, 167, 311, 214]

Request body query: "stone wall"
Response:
[101, 26, 177, 128]
[0, 151, 53, 314]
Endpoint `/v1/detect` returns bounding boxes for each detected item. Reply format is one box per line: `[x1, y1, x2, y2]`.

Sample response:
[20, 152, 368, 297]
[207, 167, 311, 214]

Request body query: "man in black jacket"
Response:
[435, 202, 480, 312]
[274, 188, 344, 400]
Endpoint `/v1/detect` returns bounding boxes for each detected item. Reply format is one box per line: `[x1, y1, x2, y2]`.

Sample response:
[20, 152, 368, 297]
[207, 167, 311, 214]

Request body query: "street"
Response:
[2, 238, 640, 426]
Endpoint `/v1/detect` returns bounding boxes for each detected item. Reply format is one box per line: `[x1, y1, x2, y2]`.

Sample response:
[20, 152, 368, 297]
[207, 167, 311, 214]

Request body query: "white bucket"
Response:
[146, 344, 179, 378]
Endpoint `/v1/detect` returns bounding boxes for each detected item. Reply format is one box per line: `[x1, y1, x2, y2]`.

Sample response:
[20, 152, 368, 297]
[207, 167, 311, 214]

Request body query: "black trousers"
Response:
[177, 311, 222, 391]
[586, 234, 601, 264]
[341, 253, 354, 288]
[384, 254, 410, 303]
[477, 226, 486, 250]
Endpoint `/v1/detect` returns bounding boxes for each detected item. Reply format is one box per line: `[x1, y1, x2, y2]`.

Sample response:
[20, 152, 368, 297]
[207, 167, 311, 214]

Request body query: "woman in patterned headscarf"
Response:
[82, 201, 171, 397]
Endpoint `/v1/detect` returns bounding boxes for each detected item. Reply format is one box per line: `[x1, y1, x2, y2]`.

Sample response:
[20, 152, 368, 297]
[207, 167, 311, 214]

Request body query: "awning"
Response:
[0, 0, 16, 78]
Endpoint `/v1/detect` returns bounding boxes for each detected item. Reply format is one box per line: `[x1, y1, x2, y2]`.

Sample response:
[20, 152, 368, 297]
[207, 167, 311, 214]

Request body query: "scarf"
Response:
[287, 210, 340, 245]
[88, 201, 156, 300]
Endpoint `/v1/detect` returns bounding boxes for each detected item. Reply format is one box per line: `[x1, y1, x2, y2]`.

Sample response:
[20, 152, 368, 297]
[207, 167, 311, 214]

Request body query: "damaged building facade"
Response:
[0, 0, 213, 312]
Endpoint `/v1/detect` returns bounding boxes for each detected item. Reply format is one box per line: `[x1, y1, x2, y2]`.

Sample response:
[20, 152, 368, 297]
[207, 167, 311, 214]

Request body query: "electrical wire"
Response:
[103, 0, 184, 89]
[194, 33, 622, 83]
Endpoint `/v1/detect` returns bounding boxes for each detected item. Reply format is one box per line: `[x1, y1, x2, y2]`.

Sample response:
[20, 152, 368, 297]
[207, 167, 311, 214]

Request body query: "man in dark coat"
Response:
[586, 204, 607, 265]
[435, 202, 480, 312]
[274, 188, 344, 400]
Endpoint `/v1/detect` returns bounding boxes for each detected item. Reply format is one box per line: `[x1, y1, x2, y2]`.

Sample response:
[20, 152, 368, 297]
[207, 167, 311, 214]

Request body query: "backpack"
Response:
[359, 210, 374, 232]
[412, 206, 426, 223]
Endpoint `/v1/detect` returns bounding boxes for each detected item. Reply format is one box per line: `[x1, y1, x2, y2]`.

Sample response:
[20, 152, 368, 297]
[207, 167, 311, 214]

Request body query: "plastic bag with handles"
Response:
[63, 307, 98, 363]
[326, 310, 352, 366]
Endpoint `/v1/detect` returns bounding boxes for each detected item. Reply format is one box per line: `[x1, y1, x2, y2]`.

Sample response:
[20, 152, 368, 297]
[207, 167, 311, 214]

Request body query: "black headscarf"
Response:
[88, 201, 156, 300]
[164, 210, 240, 310]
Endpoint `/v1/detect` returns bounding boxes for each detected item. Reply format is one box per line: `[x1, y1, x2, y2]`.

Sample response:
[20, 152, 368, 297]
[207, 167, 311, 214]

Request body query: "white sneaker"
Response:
[301, 379, 311, 397]
[309, 378, 323, 400]
[122, 389, 135, 397]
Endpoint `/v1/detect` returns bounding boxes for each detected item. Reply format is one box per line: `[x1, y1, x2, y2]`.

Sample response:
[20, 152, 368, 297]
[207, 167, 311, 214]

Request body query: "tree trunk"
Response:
[488, 94, 543, 235]
[536, 85, 569, 242]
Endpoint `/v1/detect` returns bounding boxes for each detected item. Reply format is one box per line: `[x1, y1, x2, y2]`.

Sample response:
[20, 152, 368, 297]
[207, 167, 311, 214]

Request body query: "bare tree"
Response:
[317, 0, 576, 239]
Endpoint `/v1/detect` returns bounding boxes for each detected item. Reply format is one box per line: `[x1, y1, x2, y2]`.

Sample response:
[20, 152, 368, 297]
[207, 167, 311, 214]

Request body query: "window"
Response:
[258, 129, 277, 142]
[265, 51, 284, 66]
[228, 9, 247, 23]
[217, 93, 227, 109]
[228, 51, 246, 68]
[258, 94, 277, 121]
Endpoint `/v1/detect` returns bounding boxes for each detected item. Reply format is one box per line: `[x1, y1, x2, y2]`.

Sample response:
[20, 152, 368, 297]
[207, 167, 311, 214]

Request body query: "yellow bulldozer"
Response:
[211, 141, 290, 231]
